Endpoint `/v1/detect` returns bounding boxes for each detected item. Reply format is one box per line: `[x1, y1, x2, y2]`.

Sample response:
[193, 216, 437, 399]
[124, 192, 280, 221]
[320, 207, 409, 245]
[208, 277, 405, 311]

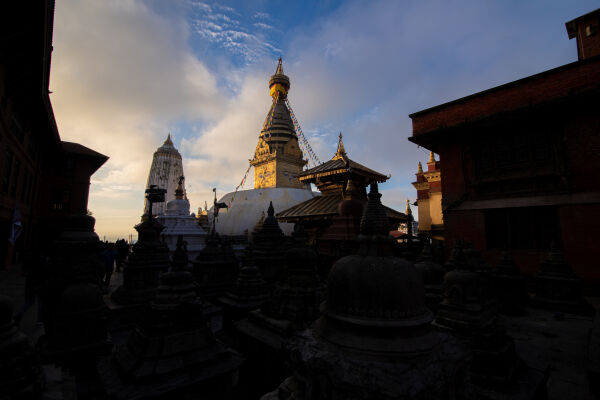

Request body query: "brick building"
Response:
[412, 151, 443, 243]
[408, 9, 600, 282]
[0, 1, 107, 268]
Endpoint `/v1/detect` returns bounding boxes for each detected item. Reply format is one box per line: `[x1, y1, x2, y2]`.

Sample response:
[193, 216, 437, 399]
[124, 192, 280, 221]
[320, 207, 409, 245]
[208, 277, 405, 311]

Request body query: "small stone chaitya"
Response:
[98, 237, 243, 399]
[111, 215, 170, 305]
[263, 183, 468, 400]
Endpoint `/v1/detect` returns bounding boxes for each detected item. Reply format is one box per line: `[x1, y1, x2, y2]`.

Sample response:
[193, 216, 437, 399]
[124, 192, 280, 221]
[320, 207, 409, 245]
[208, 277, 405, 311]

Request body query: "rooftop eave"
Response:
[298, 169, 388, 183]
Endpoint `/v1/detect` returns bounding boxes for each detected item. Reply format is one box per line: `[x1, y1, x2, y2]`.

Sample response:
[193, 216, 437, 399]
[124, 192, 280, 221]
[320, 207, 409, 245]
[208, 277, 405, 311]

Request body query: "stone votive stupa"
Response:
[262, 183, 468, 400]
[249, 201, 286, 287]
[414, 238, 446, 313]
[98, 236, 243, 399]
[533, 242, 592, 315]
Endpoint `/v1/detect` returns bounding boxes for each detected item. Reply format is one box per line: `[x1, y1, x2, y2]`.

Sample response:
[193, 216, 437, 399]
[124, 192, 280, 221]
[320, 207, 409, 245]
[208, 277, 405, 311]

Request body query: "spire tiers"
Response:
[332, 132, 347, 161]
[269, 57, 290, 99]
[417, 161, 423, 174]
[252, 58, 306, 189]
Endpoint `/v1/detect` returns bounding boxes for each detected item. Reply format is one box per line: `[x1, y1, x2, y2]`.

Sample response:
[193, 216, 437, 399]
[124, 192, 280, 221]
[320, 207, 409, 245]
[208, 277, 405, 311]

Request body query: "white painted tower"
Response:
[144, 134, 184, 216]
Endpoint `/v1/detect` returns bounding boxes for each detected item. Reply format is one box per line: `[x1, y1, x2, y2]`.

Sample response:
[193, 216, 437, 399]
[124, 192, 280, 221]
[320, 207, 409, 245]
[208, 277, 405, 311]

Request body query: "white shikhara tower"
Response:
[144, 134, 184, 216]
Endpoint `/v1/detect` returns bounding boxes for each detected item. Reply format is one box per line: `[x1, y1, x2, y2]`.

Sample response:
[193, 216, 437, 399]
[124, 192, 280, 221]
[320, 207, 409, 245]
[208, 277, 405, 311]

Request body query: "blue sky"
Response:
[49, 0, 600, 240]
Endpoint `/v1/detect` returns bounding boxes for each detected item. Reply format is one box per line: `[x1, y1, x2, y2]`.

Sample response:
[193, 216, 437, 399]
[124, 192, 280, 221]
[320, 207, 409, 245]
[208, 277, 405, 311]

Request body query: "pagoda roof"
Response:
[298, 133, 388, 183]
[277, 193, 406, 223]
[298, 157, 388, 183]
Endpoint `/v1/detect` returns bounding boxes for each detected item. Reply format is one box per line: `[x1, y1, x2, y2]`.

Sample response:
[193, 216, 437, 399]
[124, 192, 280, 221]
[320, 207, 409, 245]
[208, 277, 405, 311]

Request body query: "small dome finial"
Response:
[406, 199, 412, 216]
[174, 176, 184, 199]
[428, 151, 435, 163]
[333, 132, 347, 160]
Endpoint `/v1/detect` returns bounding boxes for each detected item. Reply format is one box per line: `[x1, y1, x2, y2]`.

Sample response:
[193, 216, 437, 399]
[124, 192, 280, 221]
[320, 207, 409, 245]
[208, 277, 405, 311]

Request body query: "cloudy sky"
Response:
[50, 0, 598, 241]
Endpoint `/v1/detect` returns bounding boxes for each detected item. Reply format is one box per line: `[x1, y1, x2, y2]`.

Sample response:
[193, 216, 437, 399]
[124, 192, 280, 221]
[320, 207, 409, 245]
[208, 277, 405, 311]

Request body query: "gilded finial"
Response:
[269, 57, 289, 98]
[333, 132, 347, 160]
[174, 176, 184, 199]
[428, 151, 435, 163]
[417, 161, 423, 174]
[406, 199, 412, 216]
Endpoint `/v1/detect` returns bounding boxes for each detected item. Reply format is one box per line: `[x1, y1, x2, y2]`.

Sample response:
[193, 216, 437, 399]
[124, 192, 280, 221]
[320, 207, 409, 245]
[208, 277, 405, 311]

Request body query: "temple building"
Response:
[278, 133, 406, 247]
[143, 134, 184, 216]
[412, 151, 443, 243]
[408, 8, 600, 283]
[213, 59, 316, 236]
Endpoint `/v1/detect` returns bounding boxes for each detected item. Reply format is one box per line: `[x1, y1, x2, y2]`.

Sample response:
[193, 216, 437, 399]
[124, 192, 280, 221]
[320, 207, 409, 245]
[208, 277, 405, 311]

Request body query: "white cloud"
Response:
[51, 0, 224, 237]
[188, 1, 280, 64]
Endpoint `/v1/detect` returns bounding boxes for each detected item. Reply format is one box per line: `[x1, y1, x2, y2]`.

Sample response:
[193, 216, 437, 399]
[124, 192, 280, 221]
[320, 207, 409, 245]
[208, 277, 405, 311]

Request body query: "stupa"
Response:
[532, 242, 592, 315]
[192, 231, 239, 299]
[249, 201, 286, 286]
[213, 58, 316, 236]
[98, 237, 243, 399]
[414, 238, 445, 313]
[216, 248, 270, 322]
[144, 134, 184, 216]
[157, 176, 207, 260]
[262, 183, 468, 400]
[434, 242, 547, 398]
[492, 250, 529, 314]
[235, 220, 326, 399]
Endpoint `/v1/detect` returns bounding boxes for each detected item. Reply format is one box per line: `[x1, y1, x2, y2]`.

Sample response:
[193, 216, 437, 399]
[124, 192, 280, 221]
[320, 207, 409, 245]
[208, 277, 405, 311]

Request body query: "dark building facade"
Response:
[409, 9, 600, 283]
[0, 1, 107, 268]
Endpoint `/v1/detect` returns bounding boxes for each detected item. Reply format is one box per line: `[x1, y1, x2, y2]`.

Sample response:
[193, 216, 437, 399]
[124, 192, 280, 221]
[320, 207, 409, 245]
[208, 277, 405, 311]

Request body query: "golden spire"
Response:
[406, 199, 412, 216]
[275, 56, 283, 75]
[428, 151, 435, 163]
[333, 132, 347, 160]
[417, 161, 423, 174]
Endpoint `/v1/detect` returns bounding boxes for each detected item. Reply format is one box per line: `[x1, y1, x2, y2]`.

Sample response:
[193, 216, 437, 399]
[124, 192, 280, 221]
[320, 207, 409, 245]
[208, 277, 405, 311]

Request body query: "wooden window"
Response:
[485, 206, 558, 250]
